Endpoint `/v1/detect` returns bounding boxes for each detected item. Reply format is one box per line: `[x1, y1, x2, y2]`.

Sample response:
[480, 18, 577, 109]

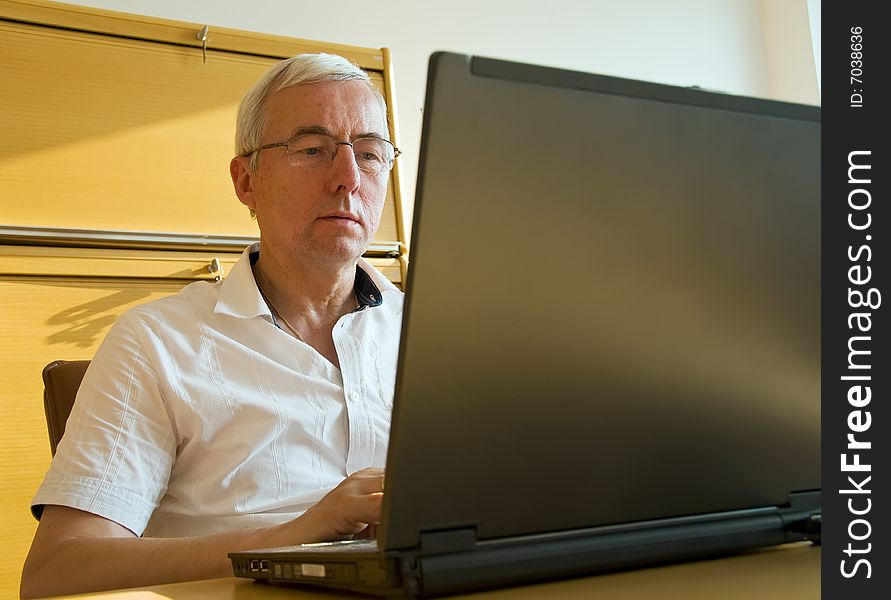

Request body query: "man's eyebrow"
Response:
[290, 125, 332, 137]
[289, 125, 389, 141]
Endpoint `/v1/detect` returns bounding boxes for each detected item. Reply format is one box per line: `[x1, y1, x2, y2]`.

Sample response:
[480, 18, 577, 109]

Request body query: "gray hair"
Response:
[235, 53, 382, 174]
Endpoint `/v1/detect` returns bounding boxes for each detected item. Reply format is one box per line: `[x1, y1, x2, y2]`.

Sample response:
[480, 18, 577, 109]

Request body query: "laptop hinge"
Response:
[787, 489, 820, 510]
[419, 526, 478, 555]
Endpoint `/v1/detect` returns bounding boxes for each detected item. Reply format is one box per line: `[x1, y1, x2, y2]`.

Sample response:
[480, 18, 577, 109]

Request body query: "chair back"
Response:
[41, 360, 90, 455]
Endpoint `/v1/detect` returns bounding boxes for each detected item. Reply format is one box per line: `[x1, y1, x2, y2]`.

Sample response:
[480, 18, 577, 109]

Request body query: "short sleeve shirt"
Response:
[31, 243, 403, 537]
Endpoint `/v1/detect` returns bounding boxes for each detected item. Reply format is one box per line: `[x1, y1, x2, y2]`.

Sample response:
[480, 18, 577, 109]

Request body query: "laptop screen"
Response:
[381, 52, 820, 551]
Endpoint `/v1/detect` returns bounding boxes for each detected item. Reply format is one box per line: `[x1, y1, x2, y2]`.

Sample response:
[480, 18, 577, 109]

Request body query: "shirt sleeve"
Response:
[31, 310, 177, 536]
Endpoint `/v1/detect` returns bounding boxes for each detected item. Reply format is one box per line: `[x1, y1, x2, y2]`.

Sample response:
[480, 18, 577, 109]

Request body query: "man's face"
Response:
[236, 80, 390, 268]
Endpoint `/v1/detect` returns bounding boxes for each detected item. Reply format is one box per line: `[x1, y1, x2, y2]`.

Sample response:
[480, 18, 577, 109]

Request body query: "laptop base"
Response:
[231, 501, 820, 598]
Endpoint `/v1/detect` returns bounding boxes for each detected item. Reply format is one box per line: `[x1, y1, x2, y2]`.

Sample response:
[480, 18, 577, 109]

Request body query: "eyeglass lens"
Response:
[286, 134, 395, 172]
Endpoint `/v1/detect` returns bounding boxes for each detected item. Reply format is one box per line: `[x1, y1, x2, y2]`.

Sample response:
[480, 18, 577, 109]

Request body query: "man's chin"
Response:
[304, 237, 369, 266]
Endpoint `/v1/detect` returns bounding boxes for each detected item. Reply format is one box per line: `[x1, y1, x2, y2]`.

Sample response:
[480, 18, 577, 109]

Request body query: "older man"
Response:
[21, 53, 402, 598]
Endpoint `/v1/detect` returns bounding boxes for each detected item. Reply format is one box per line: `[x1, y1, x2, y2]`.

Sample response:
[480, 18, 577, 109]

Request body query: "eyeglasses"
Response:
[242, 133, 401, 174]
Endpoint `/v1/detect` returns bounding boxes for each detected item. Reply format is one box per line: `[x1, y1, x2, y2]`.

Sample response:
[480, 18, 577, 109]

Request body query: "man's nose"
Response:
[329, 142, 362, 192]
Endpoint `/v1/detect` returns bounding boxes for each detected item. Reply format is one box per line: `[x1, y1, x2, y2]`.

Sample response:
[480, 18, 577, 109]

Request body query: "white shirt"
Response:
[32, 243, 403, 537]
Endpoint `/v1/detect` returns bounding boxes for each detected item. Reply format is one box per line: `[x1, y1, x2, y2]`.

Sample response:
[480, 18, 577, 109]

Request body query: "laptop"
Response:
[230, 51, 821, 597]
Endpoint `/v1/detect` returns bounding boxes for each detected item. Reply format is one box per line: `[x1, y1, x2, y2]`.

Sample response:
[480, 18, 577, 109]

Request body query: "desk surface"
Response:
[47, 543, 819, 599]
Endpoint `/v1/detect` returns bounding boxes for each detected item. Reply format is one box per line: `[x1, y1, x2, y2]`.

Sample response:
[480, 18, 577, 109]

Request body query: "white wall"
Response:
[806, 0, 822, 94]
[60, 0, 820, 229]
[758, 0, 819, 106]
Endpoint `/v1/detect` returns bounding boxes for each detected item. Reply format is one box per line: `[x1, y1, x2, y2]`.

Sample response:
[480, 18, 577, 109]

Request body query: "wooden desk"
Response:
[46, 543, 819, 599]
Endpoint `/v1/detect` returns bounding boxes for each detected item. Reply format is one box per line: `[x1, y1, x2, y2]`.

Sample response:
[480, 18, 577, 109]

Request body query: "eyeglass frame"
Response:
[241, 133, 402, 173]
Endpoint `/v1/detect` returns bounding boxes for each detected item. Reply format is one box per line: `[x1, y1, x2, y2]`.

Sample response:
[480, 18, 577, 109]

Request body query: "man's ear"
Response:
[230, 155, 256, 211]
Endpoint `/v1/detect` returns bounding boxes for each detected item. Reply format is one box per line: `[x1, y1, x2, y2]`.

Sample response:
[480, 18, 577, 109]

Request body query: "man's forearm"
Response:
[22, 470, 382, 598]
[20, 519, 301, 599]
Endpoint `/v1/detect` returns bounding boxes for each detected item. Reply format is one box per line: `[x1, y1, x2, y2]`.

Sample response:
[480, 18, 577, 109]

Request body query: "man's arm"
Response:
[20, 467, 384, 599]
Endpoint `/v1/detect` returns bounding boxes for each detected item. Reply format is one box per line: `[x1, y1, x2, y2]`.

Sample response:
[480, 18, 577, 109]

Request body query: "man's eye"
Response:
[299, 146, 324, 156]
[357, 151, 381, 162]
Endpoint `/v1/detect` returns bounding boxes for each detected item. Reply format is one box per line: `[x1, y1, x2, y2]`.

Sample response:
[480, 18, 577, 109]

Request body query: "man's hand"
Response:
[297, 467, 385, 540]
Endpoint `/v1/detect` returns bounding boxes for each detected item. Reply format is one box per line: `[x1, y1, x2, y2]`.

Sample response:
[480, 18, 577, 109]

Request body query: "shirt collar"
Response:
[214, 242, 268, 320]
[214, 242, 394, 319]
[355, 261, 383, 307]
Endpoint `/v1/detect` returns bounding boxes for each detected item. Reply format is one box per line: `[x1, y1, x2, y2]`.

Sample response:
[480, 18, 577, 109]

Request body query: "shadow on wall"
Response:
[43, 268, 205, 348]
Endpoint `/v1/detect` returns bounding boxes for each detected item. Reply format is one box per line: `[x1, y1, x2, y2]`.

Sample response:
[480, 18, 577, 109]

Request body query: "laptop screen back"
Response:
[380, 52, 820, 551]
